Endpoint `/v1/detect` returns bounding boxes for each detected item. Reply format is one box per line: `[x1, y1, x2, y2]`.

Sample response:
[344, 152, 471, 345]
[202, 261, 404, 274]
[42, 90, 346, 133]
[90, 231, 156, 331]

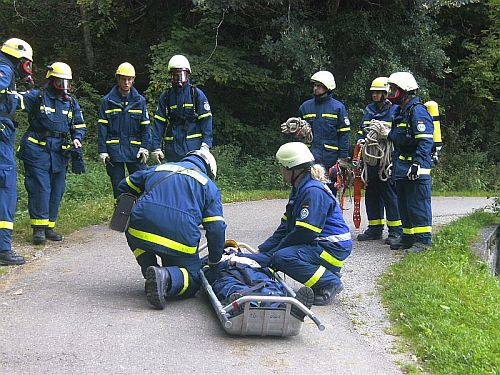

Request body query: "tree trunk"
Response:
[80, 5, 95, 67]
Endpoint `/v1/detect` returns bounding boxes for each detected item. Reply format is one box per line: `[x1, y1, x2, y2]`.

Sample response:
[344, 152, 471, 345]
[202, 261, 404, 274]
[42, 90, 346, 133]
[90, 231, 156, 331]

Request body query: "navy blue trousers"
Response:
[106, 161, 146, 199]
[395, 179, 432, 245]
[24, 163, 66, 228]
[0, 166, 16, 250]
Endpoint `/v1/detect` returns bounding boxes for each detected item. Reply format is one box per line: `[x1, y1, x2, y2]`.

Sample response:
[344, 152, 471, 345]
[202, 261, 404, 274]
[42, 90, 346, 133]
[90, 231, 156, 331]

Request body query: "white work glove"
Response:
[151, 149, 164, 164]
[200, 142, 210, 151]
[99, 152, 109, 166]
[369, 119, 391, 139]
[407, 163, 420, 180]
[137, 147, 149, 164]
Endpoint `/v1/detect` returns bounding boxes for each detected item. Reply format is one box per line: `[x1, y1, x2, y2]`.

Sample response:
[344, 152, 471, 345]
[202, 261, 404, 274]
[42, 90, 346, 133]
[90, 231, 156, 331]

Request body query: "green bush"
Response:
[432, 151, 499, 192]
[213, 144, 284, 191]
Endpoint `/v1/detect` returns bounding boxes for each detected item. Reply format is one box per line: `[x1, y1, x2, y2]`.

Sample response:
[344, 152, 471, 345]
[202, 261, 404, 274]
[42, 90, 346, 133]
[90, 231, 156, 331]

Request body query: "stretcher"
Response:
[199, 242, 325, 336]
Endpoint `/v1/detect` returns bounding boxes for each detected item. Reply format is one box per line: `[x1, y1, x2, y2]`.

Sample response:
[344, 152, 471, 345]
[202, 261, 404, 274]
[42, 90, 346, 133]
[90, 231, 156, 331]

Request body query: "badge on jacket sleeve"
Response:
[203, 102, 210, 111]
[300, 207, 309, 219]
[417, 120, 426, 132]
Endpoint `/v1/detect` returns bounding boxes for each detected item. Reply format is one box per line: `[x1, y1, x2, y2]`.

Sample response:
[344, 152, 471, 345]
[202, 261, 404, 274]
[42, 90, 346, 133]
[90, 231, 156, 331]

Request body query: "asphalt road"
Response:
[0, 197, 492, 374]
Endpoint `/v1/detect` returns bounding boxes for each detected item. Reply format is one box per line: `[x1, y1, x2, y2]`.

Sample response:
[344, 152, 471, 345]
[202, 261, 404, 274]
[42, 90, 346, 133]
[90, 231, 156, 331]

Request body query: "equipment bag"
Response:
[109, 193, 137, 232]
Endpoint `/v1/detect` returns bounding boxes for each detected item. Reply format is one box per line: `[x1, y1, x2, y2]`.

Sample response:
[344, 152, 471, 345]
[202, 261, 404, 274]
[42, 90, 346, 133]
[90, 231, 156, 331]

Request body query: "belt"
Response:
[36, 130, 68, 139]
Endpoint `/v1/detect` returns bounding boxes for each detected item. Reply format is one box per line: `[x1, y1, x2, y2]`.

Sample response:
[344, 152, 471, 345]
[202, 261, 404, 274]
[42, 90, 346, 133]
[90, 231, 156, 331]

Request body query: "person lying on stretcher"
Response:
[203, 240, 314, 320]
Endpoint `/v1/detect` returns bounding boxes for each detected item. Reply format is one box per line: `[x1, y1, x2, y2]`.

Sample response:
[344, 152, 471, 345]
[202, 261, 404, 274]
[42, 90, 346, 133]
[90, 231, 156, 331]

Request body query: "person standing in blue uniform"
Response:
[243, 142, 352, 306]
[151, 54, 213, 163]
[387, 72, 434, 253]
[298, 71, 351, 195]
[17, 62, 87, 245]
[356, 77, 402, 245]
[117, 149, 226, 309]
[97, 62, 150, 199]
[0, 38, 33, 265]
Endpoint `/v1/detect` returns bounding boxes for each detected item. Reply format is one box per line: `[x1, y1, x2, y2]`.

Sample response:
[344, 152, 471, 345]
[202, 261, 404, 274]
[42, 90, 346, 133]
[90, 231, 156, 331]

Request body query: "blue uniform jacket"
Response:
[151, 82, 213, 158]
[97, 85, 150, 162]
[388, 97, 434, 180]
[259, 173, 352, 256]
[0, 54, 20, 169]
[117, 155, 226, 264]
[17, 86, 86, 173]
[299, 94, 351, 167]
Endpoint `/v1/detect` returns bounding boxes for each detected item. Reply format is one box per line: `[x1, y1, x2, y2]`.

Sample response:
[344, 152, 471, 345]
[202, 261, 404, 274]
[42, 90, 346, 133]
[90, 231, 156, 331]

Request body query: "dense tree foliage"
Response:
[1, 0, 498, 189]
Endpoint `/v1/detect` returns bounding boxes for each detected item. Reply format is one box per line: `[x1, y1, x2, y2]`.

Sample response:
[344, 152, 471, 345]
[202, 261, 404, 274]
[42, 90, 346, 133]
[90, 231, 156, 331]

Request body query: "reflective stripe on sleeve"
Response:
[202, 216, 225, 223]
[154, 114, 166, 122]
[322, 114, 338, 119]
[296, 221, 322, 233]
[198, 113, 212, 119]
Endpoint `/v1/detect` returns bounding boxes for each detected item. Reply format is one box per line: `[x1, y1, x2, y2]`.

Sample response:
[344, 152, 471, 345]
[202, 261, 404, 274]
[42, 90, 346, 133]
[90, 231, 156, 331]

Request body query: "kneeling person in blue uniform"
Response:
[117, 149, 226, 309]
[242, 142, 352, 306]
[17, 62, 87, 245]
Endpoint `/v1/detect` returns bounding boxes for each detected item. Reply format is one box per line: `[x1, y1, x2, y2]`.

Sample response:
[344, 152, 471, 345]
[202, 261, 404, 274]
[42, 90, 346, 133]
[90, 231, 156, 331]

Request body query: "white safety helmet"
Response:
[387, 72, 418, 92]
[370, 77, 389, 93]
[311, 71, 336, 91]
[167, 54, 191, 73]
[276, 142, 315, 169]
[187, 149, 217, 179]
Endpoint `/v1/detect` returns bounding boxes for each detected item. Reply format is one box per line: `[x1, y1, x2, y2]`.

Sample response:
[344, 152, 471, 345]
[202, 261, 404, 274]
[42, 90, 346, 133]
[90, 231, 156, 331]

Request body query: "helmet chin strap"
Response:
[290, 168, 307, 186]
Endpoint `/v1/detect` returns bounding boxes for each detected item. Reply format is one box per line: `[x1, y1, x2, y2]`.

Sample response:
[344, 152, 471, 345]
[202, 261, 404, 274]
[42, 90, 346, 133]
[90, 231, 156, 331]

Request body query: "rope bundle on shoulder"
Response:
[280, 117, 313, 143]
[360, 119, 393, 182]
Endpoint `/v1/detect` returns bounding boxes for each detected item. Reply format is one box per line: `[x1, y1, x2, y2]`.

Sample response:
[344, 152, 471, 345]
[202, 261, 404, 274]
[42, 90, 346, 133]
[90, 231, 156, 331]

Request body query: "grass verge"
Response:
[380, 211, 500, 374]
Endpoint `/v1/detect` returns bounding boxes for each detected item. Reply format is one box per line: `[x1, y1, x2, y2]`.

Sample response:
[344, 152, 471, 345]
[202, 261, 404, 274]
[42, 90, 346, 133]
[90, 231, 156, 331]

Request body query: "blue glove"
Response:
[407, 163, 420, 180]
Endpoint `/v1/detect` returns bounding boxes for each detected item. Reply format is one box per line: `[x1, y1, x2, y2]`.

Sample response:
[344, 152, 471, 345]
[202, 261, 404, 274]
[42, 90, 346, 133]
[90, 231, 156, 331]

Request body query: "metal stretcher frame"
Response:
[199, 242, 325, 336]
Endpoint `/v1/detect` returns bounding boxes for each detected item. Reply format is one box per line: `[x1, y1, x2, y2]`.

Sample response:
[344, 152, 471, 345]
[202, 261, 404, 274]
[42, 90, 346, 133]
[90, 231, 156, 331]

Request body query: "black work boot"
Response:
[45, 228, 63, 242]
[385, 233, 401, 246]
[313, 283, 344, 306]
[357, 230, 382, 241]
[291, 286, 315, 321]
[390, 237, 413, 250]
[33, 228, 46, 245]
[0, 250, 25, 266]
[145, 266, 171, 310]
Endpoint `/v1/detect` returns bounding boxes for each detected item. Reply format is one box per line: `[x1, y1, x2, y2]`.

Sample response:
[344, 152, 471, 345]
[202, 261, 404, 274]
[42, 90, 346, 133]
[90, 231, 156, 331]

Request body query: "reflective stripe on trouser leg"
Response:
[365, 176, 384, 233]
[0, 166, 16, 250]
[407, 179, 432, 244]
[271, 244, 343, 290]
[48, 170, 67, 224]
[395, 180, 414, 244]
[24, 164, 50, 225]
[379, 179, 402, 236]
[158, 253, 202, 298]
[165, 266, 200, 298]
